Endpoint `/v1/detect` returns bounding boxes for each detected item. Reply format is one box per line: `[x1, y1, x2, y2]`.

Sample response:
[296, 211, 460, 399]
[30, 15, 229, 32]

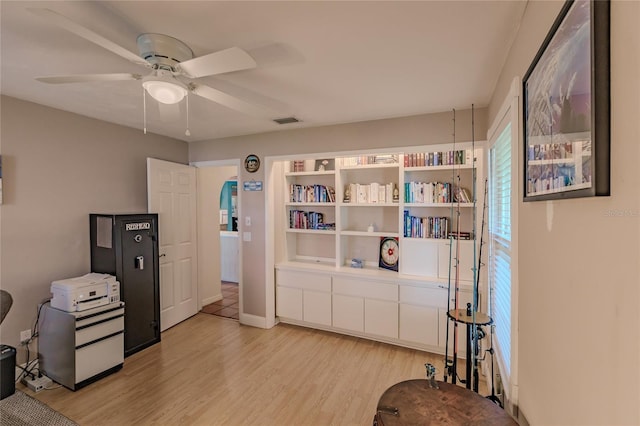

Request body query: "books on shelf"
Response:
[291, 160, 306, 172]
[403, 210, 450, 239]
[404, 181, 472, 204]
[338, 154, 399, 166]
[448, 231, 473, 240]
[404, 149, 473, 167]
[289, 210, 335, 230]
[453, 186, 472, 203]
[343, 182, 396, 204]
[289, 184, 335, 203]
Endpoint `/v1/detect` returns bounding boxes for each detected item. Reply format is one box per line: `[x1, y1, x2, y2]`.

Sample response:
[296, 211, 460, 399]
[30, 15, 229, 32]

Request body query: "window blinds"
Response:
[489, 122, 513, 380]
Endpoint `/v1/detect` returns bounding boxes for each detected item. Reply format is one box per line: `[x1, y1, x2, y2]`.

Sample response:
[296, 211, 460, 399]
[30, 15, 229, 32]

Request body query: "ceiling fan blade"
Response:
[178, 47, 256, 78]
[36, 73, 142, 84]
[191, 84, 280, 119]
[28, 8, 150, 69]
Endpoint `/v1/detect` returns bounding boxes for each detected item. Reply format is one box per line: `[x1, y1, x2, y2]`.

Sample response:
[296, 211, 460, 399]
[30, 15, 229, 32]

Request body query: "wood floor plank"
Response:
[25, 313, 483, 425]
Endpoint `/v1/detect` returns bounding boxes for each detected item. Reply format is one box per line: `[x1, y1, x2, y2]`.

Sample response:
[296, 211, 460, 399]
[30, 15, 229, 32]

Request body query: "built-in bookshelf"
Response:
[277, 143, 483, 277]
[274, 143, 484, 355]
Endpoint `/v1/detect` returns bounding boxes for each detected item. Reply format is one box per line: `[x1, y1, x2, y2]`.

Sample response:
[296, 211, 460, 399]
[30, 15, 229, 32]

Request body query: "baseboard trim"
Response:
[239, 313, 267, 328]
[202, 293, 222, 306]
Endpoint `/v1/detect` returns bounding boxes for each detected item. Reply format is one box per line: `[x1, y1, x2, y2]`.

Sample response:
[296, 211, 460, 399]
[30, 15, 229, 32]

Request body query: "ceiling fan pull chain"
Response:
[143, 86, 147, 135]
[185, 92, 191, 137]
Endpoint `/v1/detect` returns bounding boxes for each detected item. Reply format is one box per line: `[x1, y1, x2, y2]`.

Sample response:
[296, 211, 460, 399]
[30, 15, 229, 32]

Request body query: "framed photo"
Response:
[523, 0, 610, 201]
[314, 159, 334, 172]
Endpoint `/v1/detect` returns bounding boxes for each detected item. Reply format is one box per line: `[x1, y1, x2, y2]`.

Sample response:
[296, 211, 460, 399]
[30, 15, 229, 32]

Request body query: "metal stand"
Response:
[447, 303, 492, 392]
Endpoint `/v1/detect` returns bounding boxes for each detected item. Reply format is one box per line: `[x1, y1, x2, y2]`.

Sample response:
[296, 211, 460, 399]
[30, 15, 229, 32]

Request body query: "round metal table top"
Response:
[375, 379, 516, 426]
[447, 309, 493, 325]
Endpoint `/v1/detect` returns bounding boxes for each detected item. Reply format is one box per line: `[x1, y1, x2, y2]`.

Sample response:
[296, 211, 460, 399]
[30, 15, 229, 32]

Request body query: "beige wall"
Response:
[489, 1, 640, 424]
[189, 109, 487, 318]
[0, 96, 188, 359]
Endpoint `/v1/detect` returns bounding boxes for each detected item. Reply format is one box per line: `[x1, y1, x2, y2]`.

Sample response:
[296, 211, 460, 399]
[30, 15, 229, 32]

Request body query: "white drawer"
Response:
[276, 269, 331, 292]
[75, 307, 125, 328]
[399, 285, 447, 308]
[76, 333, 124, 383]
[75, 316, 124, 347]
[333, 277, 397, 301]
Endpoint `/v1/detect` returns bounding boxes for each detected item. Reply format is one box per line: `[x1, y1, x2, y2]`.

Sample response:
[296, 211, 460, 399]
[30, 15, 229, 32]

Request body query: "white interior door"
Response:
[147, 158, 198, 331]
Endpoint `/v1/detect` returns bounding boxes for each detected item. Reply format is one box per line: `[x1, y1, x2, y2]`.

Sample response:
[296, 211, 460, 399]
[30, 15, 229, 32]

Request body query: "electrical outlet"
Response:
[20, 329, 32, 343]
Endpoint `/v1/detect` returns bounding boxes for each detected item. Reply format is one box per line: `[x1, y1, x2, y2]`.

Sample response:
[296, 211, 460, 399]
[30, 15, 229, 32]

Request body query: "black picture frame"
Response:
[314, 159, 335, 172]
[523, 0, 610, 201]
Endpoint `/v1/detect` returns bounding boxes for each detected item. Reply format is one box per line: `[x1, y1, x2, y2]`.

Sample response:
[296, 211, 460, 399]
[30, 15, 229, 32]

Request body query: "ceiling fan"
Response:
[29, 8, 284, 123]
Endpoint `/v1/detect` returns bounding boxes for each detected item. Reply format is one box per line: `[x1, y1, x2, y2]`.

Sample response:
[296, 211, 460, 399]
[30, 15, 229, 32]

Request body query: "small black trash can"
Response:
[0, 344, 16, 400]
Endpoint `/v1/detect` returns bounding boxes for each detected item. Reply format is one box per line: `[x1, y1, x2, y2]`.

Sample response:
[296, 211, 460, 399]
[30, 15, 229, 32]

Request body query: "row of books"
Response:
[404, 181, 471, 204]
[404, 211, 450, 239]
[404, 150, 473, 167]
[291, 160, 306, 172]
[338, 154, 399, 166]
[289, 210, 335, 230]
[448, 231, 473, 240]
[289, 184, 336, 203]
[343, 182, 397, 204]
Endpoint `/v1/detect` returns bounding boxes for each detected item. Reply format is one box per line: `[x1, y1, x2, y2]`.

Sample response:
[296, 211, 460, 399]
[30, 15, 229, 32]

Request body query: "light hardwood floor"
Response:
[25, 313, 482, 425]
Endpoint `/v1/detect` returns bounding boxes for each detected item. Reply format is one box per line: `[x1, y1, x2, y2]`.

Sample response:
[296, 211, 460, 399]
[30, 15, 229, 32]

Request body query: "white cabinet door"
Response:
[438, 240, 476, 282]
[439, 290, 473, 354]
[400, 238, 439, 277]
[365, 299, 398, 339]
[333, 294, 364, 332]
[399, 304, 439, 346]
[303, 290, 332, 326]
[276, 286, 303, 320]
[439, 310, 469, 357]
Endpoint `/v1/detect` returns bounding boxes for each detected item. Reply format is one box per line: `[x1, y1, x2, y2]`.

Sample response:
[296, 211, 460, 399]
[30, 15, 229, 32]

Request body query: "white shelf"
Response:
[286, 202, 336, 207]
[280, 144, 483, 276]
[404, 202, 474, 208]
[401, 237, 462, 242]
[341, 230, 399, 237]
[405, 163, 474, 171]
[339, 163, 399, 170]
[285, 170, 336, 177]
[286, 228, 336, 234]
[339, 202, 399, 207]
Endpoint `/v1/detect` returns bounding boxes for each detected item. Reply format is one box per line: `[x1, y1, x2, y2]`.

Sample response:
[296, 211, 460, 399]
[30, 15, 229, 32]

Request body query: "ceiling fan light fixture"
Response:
[142, 78, 187, 104]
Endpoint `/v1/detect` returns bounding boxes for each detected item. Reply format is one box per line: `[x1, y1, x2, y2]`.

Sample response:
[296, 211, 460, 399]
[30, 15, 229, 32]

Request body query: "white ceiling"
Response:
[1, 1, 527, 142]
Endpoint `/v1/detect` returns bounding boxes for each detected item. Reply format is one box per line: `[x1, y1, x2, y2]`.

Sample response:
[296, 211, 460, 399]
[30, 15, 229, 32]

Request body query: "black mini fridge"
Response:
[90, 214, 160, 357]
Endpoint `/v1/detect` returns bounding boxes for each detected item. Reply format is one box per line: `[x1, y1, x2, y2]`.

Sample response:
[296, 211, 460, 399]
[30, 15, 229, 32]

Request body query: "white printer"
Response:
[51, 273, 120, 312]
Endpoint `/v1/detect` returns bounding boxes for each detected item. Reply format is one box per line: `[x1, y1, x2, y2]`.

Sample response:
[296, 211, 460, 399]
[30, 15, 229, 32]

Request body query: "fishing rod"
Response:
[443, 109, 456, 383]
[472, 178, 488, 392]
[469, 103, 485, 392]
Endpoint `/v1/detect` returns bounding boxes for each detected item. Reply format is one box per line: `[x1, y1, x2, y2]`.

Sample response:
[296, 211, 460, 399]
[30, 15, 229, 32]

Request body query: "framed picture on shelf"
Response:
[523, 0, 610, 201]
[378, 237, 399, 272]
[314, 159, 335, 172]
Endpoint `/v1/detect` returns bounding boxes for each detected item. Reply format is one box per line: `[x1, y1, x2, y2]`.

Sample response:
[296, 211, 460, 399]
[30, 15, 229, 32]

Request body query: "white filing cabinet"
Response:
[39, 302, 125, 390]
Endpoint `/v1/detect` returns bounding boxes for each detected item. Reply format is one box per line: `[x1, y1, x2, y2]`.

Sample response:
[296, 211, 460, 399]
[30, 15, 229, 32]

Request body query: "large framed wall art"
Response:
[523, 0, 610, 201]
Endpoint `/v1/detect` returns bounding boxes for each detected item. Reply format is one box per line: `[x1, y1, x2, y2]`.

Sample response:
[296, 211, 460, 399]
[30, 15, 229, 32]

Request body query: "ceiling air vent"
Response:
[273, 116, 300, 125]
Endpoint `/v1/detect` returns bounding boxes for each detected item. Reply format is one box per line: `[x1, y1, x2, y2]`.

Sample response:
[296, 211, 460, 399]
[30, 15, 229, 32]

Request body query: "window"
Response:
[487, 78, 519, 404]
[489, 122, 512, 375]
